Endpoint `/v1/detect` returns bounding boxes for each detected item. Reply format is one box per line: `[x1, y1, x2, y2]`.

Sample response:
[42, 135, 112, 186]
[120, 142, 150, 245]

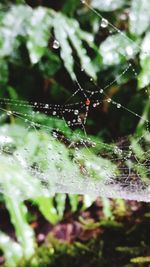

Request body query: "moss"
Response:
[18, 235, 107, 267]
[16, 214, 150, 267]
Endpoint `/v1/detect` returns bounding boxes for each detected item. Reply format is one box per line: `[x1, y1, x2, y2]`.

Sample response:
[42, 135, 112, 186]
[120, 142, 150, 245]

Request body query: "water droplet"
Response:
[52, 111, 57, 115]
[114, 146, 122, 155]
[92, 142, 96, 147]
[53, 132, 58, 138]
[7, 111, 12, 116]
[101, 18, 108, 28]
[117, 104, 121, 109]
[126, 46, 134, 57]
[107, 98, 111, 103]
[45, 104, 49, 109]
[74, 110, 79, 115]
[100, 89, 103, 94]
[53, 40, 60, 49]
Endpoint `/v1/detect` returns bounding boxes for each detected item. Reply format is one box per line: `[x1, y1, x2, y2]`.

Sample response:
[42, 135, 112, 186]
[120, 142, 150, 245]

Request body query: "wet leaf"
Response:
[34, 197, 59, 224]
[129, 0, 150, 36]
[27, 7, 52, 64]
[99, 33, 138, 66]
[138, 31, 150, 88]
[91, 0, 125, 11]
[5, 197, 35, 258]
[0, 231, 23, 267]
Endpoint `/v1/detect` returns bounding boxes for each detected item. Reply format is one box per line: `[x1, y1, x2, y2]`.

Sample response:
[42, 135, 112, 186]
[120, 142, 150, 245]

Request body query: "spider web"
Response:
[0, 1, 150, 202]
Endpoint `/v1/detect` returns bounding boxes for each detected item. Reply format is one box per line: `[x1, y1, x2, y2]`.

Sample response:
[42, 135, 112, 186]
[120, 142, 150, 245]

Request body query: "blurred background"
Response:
[0, 0, 150, 266]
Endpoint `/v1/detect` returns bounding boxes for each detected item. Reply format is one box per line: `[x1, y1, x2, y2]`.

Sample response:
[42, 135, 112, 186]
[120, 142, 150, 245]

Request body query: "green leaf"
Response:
[65, 18, 97, 80]
[82, 195, 96, 210]
[7, 86, 19, 99]
[136, 101, 150, 132]
[91, 0, 125, 11]
[134, 164, 150, 185]
[129, 0, 150, 36]
[39, 50, 61, 77]
[53, 13, 76, 80]
[0, 59, 8, 86]
[138, 32, 150, 88]
[55, 193, 66, 219]
[102, 198, 113, 219]
[27, 7, 52, 64]
[0, 154, 44, 199]
[99, 33, 138, 66]
[5, 196, 35, 258]
[75, 148, 117, 181]
[0, 123, 82, 200]
[63, 0, 80, 16]
[0, 5, 32, 57]
[69, 194, 79, 212]
[53, 13, 96, 80]
[0, 125, 50, 199]
[34, 196, 59, 224]
[131, 256, 150, 264]
[0, 231, 23, 267]
[0, 6, 97, 80]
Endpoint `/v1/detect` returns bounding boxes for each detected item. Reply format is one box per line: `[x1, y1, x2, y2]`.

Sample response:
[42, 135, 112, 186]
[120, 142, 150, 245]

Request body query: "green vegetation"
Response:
[0, 0, 150, 266]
